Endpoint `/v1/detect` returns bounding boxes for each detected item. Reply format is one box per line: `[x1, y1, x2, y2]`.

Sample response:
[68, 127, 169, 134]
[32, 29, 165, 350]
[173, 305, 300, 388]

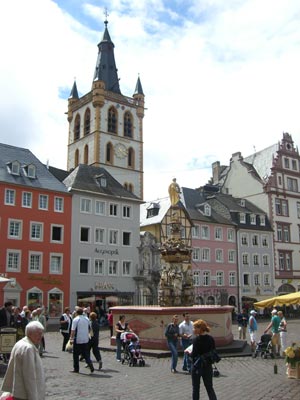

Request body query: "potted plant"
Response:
[285, 343, 300, 379]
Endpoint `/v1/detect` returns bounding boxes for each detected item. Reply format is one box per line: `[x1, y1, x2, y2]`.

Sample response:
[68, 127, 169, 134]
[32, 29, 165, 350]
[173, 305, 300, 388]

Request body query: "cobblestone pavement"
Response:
[0, 318, 299, 400]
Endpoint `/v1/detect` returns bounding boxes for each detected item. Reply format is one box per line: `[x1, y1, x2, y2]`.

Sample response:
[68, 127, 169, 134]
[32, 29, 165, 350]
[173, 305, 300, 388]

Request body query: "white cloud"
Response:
[1, 0, 300, 200]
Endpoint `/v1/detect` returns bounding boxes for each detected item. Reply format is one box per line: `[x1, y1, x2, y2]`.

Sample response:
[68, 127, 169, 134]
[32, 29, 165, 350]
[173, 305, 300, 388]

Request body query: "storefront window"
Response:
[27, 287, 43, 311]
[48, 289, 63, 318]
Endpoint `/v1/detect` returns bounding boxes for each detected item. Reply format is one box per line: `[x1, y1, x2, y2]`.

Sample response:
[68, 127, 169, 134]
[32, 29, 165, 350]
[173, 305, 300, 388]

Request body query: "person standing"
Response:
[88, 312, 103, 370]
[278, 310, 287, 356]
[264, 309, 281, 356]
[1, 321, 45, 400]
[35, 307, 46, 355]
[248, 310, 258, 352]
[165, 315, 180, 373]
[107, 309, 113, 337]
[69, 307, 94, 373]
[179, 313, 193, 372]
[60, 307, 72, 351]
[115, 315, 131, 361]
[237, 308, 248, 340]
[190, 319, 218, 400]
[0, 301, 14, 328]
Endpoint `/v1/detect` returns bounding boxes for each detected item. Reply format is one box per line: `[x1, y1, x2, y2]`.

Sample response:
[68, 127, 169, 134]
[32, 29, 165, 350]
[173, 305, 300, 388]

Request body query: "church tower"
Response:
[67, 18, 145, 199]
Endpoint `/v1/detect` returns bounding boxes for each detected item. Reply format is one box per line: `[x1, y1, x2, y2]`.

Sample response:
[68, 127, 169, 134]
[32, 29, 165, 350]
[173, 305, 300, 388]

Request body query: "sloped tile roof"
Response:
[244, 143, 278, 181]
[0, 143, 68, 192]
[63, 164, 140, 201]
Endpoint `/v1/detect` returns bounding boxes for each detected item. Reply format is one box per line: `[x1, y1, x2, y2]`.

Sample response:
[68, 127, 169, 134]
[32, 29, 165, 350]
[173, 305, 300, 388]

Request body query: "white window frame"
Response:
[50, 253, 63, 274]
[253, 254, 260, 266]
[240, 213, 246, 223]
[193, 271, 201, 286]
[250, 214, 256, 225]
[22, 191, 32, 208]
[29, 252, 43, 273]
[201, 225, 209, 239]
[95, 227, 105, 244]
[203, 271, 210, 286]
[108, 260, 118, 276]
[5, 189, 15, 205]
[80, 197, 92, 213]
[192, 225, 200, 238]
[215, 249, 223, 263]
[95, 200, 106, 216]
[108, 229, 118, 245]
[242, 253, 249, 266]
[263, 273, 270, 286]
[54, 196, 64, 212]
[122, 261, 131, 276]
[122, 231, 131, 246]
[262, 235, 269, 247]
[122, 205, 132, 219]
[80, 226, 90, 243]
[254, 273, 261, 286]
[228, 250, 235, 263]
[202, 248, 210, 262]
[216, 271, 224, 286]
[109, 203, 118, 217]
[94, 259, 105, 275]
[51, 224, 64, 243]
[6, 250, 21, 272]
[39, 194, 48, 210]
[227, 228, 235, 242]
[229, 271, 236, 286]
[79, 258, 90, 275]
[8, 219, 22, 239]
[30, 222, 43, 241]
[192, 248, 200, 261]
[263, 254, 269, 266]
[215, 227, 223, 240]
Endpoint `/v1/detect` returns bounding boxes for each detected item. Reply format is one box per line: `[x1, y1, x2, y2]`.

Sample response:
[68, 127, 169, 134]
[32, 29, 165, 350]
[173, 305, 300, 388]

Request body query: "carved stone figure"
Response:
[168, 178, 181, 206]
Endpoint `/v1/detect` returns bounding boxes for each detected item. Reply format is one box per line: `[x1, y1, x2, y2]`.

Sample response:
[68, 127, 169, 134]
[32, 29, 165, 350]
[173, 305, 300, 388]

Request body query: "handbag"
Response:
[65, 339, 73, 353]
[60, 321, 69, 330]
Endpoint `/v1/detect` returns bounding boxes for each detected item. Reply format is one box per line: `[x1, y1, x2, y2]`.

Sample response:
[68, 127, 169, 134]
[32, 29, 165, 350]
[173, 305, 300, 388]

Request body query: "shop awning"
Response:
[254, 292, 300, 309]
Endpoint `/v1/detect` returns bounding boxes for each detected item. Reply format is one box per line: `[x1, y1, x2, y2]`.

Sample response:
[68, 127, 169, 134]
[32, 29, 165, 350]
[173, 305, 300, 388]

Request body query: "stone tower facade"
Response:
[67, 19, 145, 199]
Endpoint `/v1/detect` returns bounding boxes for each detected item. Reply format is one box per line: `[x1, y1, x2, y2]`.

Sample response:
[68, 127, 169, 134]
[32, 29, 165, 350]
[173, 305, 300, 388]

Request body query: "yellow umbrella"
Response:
[254, 292, 300, 308]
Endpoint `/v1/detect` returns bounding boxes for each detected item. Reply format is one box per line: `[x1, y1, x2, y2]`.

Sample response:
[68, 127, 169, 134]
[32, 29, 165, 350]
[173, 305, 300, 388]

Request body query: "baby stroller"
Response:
[253, 333, 274, 359]
[120, 332, 145, 367]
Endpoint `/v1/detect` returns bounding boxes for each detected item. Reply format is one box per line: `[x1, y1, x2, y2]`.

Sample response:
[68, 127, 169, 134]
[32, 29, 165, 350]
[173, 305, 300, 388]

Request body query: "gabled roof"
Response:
[0, 143, 68, 193]
[140, 197, 171, 227]
[63, 164, 141, 202]
[48, 165, 70, 182]
[244, 143, 278, 181]
[181, 187, 234, 225]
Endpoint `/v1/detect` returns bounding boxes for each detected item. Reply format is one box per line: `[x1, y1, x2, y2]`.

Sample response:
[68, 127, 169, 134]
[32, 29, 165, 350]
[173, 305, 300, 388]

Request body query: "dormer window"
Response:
[240, 199, 245, 207]
[260, 215, 266, 226]
[8, 161, 20, 175]
[240, 213, 246, 223]
[250, 214, 256, 225]
[146, 202, 160, 218]
[95, 174, 107, 188]
[24, 164, 36, 178]
[204, 204, 211, 216]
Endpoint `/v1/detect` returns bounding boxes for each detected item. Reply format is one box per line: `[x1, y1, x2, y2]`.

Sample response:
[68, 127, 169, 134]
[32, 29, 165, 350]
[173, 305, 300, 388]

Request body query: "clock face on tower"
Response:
[114, 143, 128, 158]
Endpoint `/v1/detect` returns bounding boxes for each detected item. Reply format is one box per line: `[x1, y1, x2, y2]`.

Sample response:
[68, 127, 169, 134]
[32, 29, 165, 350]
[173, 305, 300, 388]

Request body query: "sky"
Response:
[1, 0, 300, 201]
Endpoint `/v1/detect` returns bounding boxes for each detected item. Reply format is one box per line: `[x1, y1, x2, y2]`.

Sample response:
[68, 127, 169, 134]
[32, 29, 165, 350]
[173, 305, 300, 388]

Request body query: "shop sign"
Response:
[94, 281, 114, 290]
[95, 248, 119, 256]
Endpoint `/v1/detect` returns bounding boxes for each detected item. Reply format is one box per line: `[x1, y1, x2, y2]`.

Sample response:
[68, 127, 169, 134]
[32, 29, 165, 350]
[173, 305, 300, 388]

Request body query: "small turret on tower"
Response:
[133, 76, 145, 119]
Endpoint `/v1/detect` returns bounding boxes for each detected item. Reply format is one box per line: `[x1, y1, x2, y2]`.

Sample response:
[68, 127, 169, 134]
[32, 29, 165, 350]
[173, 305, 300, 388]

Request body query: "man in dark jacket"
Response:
[0, 301, 14, 328]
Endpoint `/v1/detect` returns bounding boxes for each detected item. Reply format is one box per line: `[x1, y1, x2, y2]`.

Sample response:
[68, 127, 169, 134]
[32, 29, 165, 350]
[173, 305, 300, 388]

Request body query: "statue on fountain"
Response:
[158, 179, 194, 306]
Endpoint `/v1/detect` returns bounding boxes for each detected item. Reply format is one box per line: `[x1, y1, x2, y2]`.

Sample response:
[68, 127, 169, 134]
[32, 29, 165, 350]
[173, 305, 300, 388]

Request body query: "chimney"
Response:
[212, 161, 221, 184]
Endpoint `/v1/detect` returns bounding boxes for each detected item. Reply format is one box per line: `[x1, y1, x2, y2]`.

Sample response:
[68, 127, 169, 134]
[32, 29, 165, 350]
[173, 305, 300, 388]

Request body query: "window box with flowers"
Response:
[285, 343, 300, 379]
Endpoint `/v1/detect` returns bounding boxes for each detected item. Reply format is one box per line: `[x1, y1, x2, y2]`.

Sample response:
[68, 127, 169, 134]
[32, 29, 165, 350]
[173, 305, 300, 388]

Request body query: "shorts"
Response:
[271, 333, 280, 345]
[249, 331, 256, 343]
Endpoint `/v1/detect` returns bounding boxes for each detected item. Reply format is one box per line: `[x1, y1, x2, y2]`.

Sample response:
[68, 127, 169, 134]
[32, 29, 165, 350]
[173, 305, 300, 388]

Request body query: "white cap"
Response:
[271, 309, 277, 314]
[250, 310, 257, 315]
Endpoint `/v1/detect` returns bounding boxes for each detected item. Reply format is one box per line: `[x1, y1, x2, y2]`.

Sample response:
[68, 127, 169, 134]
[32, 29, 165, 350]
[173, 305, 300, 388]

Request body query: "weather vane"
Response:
[104, 7, 109, 23]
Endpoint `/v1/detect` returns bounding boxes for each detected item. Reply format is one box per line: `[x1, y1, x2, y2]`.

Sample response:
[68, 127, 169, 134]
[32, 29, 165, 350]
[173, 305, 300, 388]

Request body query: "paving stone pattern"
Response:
[0, 318, 299, 399]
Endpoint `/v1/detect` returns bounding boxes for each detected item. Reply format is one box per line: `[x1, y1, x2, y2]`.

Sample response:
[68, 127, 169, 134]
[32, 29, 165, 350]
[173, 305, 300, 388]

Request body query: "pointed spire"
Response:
[93, 17, 121, 94]
[134, 75, 144, 96]
[69, 80, 79, 99]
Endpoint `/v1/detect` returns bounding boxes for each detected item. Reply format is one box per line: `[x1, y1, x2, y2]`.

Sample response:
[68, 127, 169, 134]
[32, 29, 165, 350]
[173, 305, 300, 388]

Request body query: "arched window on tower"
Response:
[84, 109, 90, 136]
[84, 145, 89, 164]
[74, 114, 80, 141]
[106, 142, 113, 164]
[124, 183, 128, 191]
[128, 147, 135, 168]
[108, 107, 117, 134]
[75, 149, 79, 167]
[128, 183, 134, 193]
[124, 112, 133, 138]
